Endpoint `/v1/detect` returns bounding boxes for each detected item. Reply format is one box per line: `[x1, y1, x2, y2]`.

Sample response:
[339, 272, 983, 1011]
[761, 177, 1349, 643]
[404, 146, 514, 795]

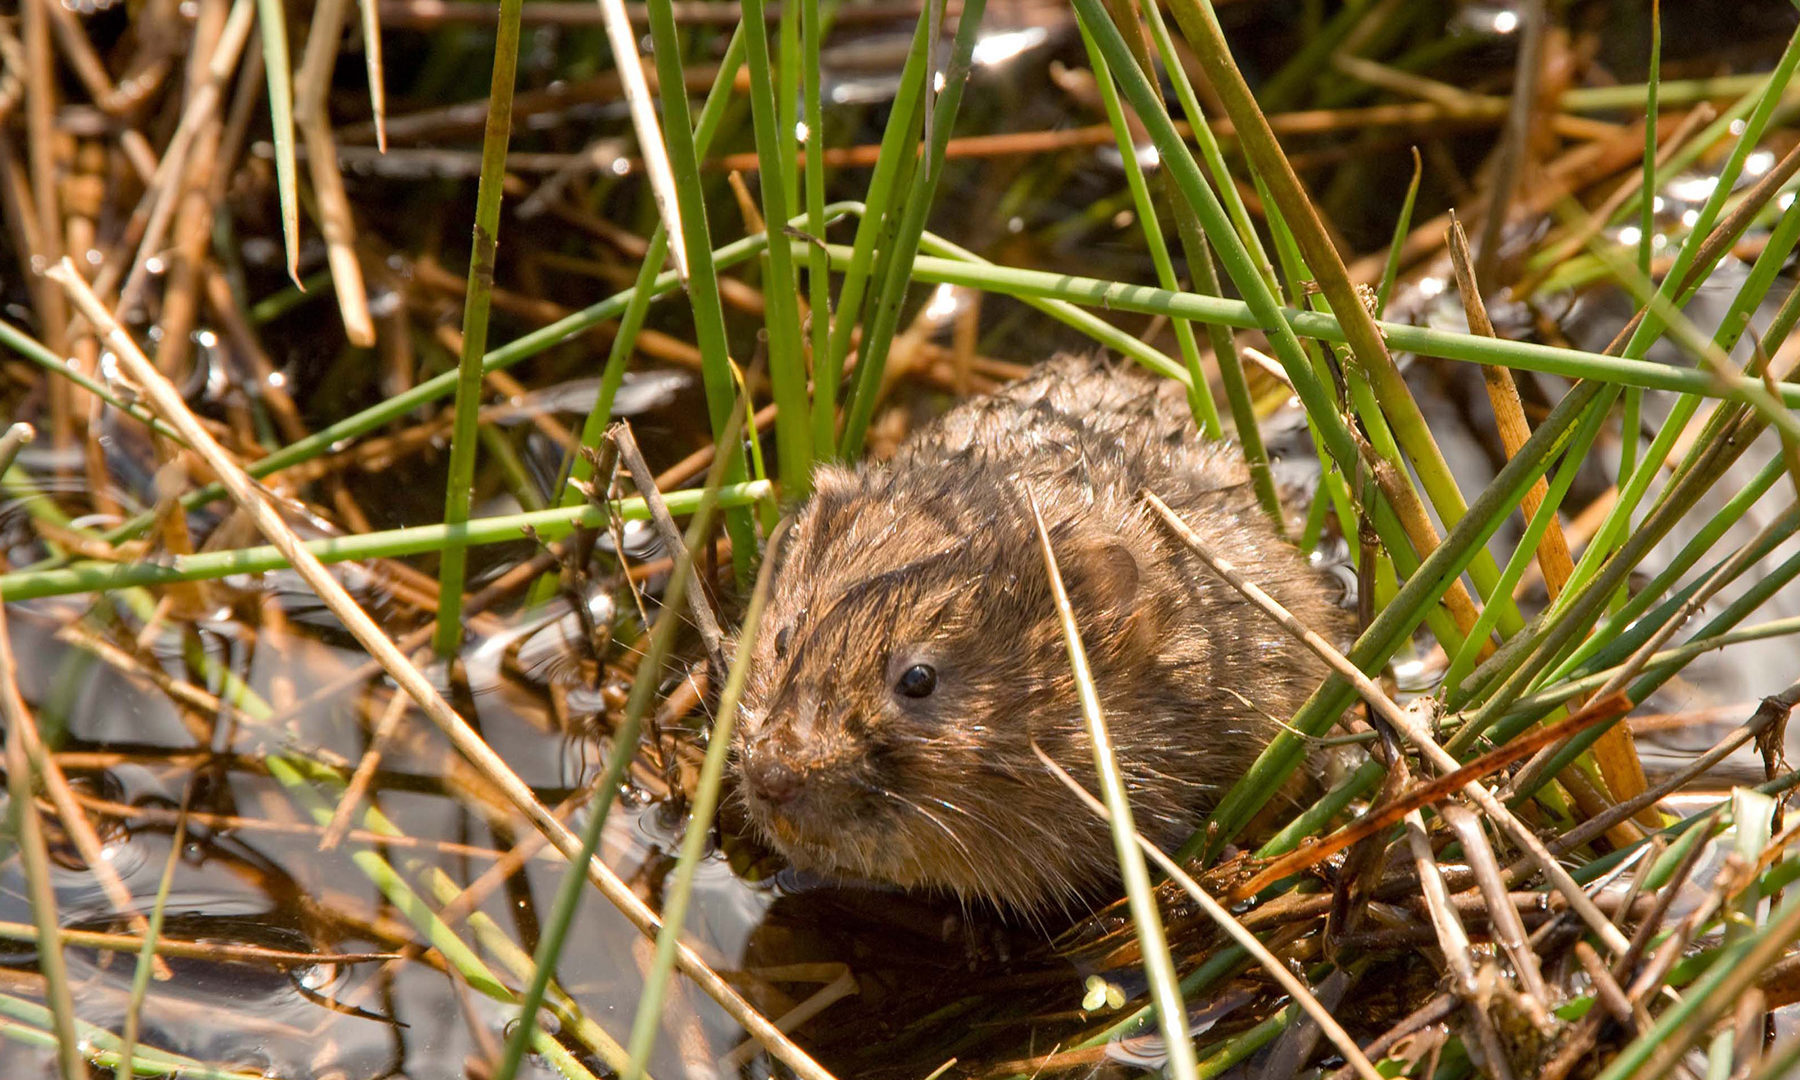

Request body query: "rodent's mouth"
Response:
[743, 789, 884, 872]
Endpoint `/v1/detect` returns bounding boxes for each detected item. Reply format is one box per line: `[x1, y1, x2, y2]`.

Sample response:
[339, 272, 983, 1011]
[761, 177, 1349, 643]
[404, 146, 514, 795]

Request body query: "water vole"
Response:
[733, 355, 1346, 910]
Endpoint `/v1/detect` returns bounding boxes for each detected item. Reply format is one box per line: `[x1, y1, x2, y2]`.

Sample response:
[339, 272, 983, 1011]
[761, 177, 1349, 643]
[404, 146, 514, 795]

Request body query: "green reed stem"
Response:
[1191, 378, 1607, 860]
[560, 28, 748, 507]
[0, 319, 186, 446]
[1062, 0, 1490, 653]
[0, 482, 769, 601]
[908, 234, 1184, 380]
[432, 0, 538, 655]
[48, 212, 839, 570]
[644, 0, 757, 570]
[1375, 147, 1422, 317]
[845, 249, 1800, 404]
[1174, 0, 1511, 620]
[118, 800, 190, 1080]
[802, 0, 834, 456]
[254, 0, 300, 281]
[1443, 371, 1613, 696]
[0, 994, 259, 1079]
[1074, 16, 1219, 438]
[837, 0, 989, 458]
[500, 421, 740, 1080]
[1113, 0, 1283, 509]
[624, 516, 781, 1078]
[268, 754, 602, 1080]
[739, 0, 815, 495]
[817, 14, 932, 461]
[0, 625, 80, 1080]
[1549, 454, 1785, 686]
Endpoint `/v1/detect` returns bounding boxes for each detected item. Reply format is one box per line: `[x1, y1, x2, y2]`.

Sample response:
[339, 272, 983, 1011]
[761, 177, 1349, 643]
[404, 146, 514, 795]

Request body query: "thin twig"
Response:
[605, 422, 727, 674]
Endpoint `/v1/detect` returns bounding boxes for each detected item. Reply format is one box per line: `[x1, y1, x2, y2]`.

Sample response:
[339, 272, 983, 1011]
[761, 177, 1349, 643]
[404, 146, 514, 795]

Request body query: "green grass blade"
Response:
[254, 0, 301, 282]
[1029, 498, 1200, 1080]
[738, 0, 815, 493]
[559, 28, 749, 507]
[836, 0, 990, 457]
[0, 482, 771, 601]
[817, 14, 933, 459]
[495, 423, 741, 1080]
[803, 0, 835, 455]
[644, 0, 758, 574]
[623, 516, 783, 1078]
[433, 0, 525, 655]
[1073, 16, 1218, 436]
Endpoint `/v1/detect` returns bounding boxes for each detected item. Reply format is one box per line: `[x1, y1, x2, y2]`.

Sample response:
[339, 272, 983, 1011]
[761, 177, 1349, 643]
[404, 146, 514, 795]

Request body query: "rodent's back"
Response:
[734, 355, 1346, 911]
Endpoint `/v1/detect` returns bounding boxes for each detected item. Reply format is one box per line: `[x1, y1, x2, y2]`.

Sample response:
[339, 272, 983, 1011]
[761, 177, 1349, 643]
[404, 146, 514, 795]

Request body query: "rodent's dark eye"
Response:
[774, 626, 792, 658]
[894, 664, 938, 699]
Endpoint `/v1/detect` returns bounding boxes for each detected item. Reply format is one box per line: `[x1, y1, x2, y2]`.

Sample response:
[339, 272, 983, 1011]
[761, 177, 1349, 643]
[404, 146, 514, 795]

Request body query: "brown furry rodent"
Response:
[734, 355, 1347, 911]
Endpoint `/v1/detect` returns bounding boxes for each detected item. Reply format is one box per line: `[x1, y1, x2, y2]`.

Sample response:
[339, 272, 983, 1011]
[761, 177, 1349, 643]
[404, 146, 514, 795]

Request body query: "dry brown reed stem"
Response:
[609, 423, 727, 672]
[0, 595, 82, 1078]
[0, 919, 399, 967]
[483, 367, 580, 451]
[1445, 211, 1656, 836]
[1170, 0, 1478, 573]
[1, 643, 170, 959]
[408, 253, 706, 367]
[12, 708, 167, 952]
[1348, 108, 1699, 288]
[294, 0, 376, 346]
[1573, 940, 1637, 1026]
[1032, 745, 1386, 1080]
[1626, 869, 1800, 1080]
[1331, 53, 1615, 143]
[717, 967, 861, 1071]
[1402, 808, 1516, 1080]
[22, 0, 65, 367]
[1142, 491, 1632, 954]
[1441, 802, 1550, 1023]
[202, 269, 376, 533]
[433, 794, 588, 928]
[317, 686, 414, 851]
[71, 792, 578, 863]
[38, 0, 116, 111]
[1323, 993, 1460, 1080]
[1445, 213, 1575, 603]
[46, 259, 838, 1080]
[101, 0, 254, 313]
[1542, 687, 1798, 870]
[1239, 693, 1631, 899]
[712, 972, 860, 1072]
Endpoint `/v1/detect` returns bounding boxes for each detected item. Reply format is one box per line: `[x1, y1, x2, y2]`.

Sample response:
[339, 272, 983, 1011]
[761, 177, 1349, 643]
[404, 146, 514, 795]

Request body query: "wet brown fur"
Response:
[734, 355, 1348, 911]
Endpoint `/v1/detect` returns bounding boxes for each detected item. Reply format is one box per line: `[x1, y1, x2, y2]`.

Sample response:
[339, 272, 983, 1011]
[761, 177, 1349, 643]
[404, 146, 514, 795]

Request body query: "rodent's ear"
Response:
[1062, 536, 1140, 618]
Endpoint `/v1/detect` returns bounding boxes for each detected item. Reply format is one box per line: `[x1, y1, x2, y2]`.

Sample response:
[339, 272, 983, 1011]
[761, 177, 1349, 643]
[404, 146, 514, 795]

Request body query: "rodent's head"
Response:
[734, 464, 1161, 911]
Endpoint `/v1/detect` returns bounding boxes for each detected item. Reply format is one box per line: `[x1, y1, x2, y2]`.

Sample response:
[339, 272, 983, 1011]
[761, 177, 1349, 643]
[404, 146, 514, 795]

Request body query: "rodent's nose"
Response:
[744, 752, 804, 806]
